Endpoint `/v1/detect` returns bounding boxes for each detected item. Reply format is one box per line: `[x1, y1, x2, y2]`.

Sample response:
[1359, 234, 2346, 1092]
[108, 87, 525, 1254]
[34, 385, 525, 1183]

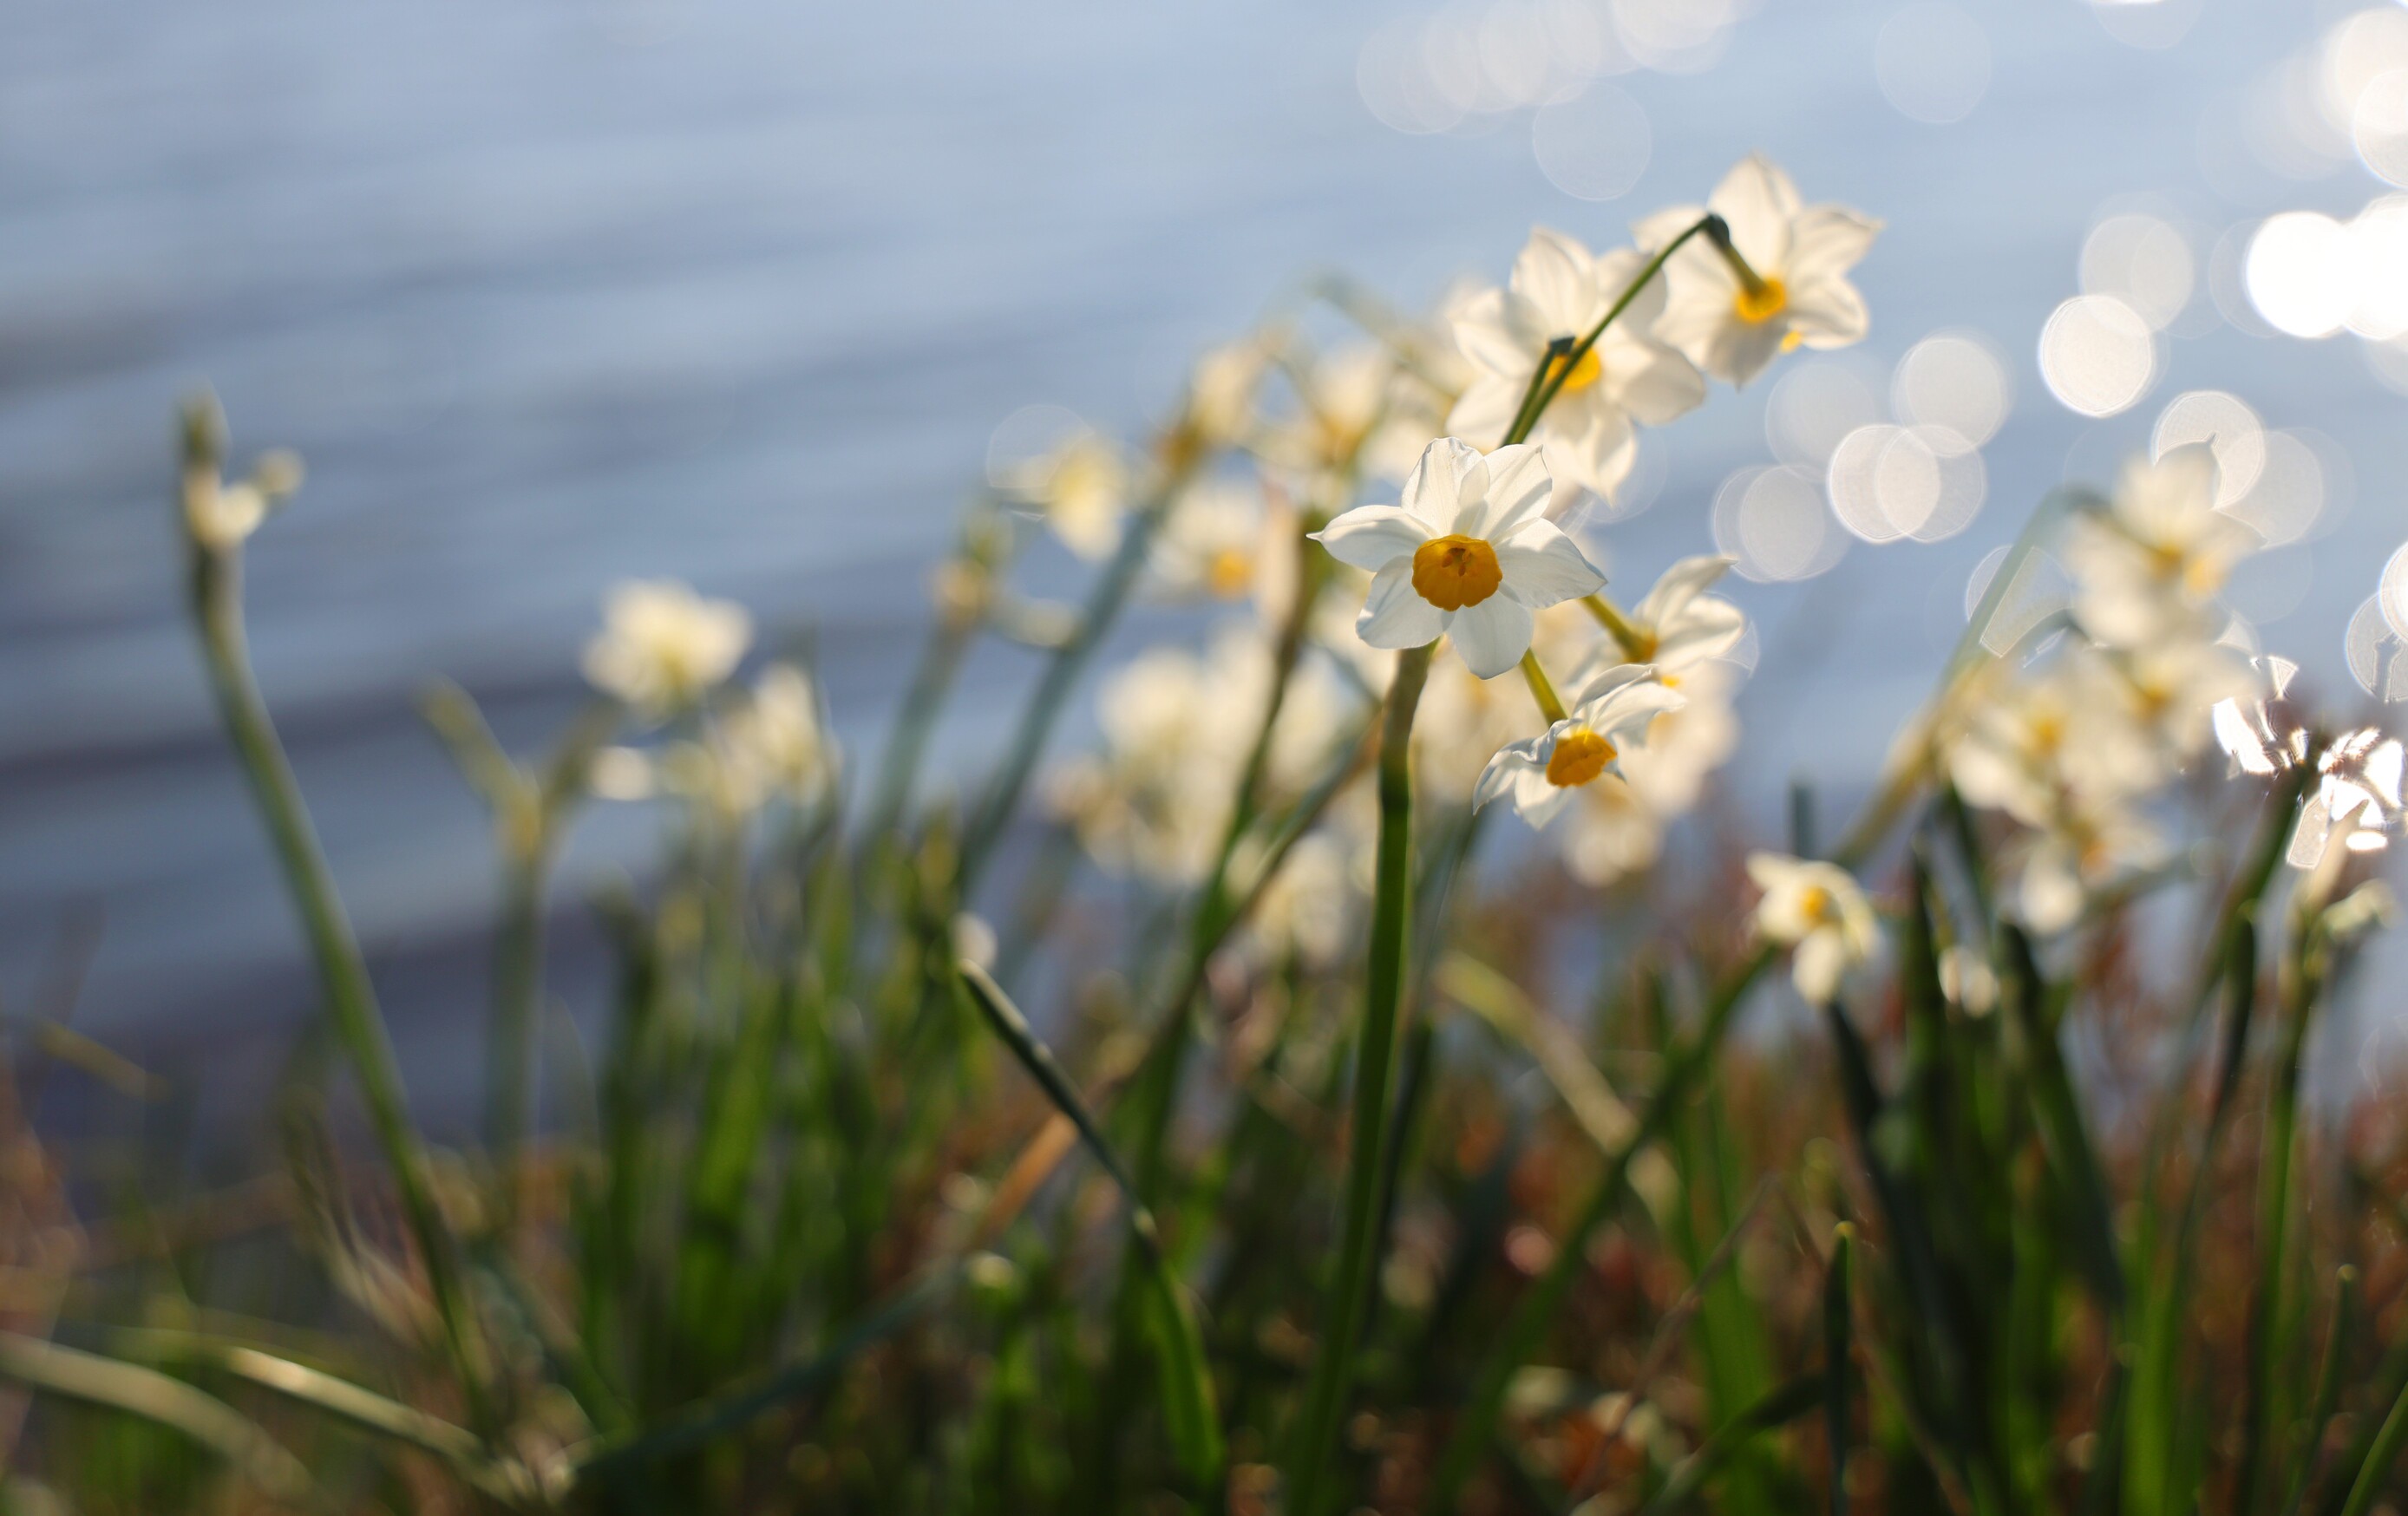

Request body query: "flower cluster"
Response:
[1943, 446, 2261, 931]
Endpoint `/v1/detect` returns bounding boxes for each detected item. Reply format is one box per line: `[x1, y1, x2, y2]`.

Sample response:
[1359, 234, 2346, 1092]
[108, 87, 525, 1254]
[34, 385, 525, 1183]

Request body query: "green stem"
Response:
[1285, 640, 1433, 1516]
[862, 520, 1001, 856]
[1581, 593, 1652, 663]
[180, 424, 492, 1434]
[959, 458, 1203, 892]
[1518, 648, 1569, 725]
[1503, 214, 1721, 448]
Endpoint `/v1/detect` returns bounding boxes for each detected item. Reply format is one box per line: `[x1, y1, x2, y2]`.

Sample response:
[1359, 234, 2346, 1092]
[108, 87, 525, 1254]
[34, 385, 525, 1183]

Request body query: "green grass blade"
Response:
[958, 960, 1224, 1486]
[0, 1330, 319, 1509]
[1637, 1372, 1829, 1516]
[1825, 1225, 1855, 1516]
[2281, 1266, 2358, 1516]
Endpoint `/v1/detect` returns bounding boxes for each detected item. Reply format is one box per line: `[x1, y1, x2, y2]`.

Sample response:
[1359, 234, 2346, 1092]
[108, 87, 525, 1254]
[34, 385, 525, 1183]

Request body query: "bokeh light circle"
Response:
[2224, 430, 2327, 548]
[2346, 594, 2408, 702]
[2038, 296, 2158, 417]
[1891, 331, 2012, 448]
[1766, 360, 1885, 467]
[2079, 213, 2195, 331]
[1715, 465, 1847, 581]
[2382, 540, 2408, 641]
[1532, 84, 1652, 200]
[2246, 212, 2364, 337]
[1875, 3, 1991, 125]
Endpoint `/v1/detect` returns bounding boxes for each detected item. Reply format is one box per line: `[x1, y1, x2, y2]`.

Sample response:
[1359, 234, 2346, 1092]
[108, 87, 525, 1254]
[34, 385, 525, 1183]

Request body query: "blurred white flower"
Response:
[1313, 439, 1604, 677]
[1150, 478, 1286, 604]
[1027, 433, 1130, 561]
[2011, 794, 2169, 934]
[1938, 944, 1998, 1016]
[1236, 832, 1358, 970]
[1473, 664, 1685, 827]
[1571, 555, 1747, 690]
[1637, 155, 1881, 388]
[1051, 626, 1364, 885]
[719, 663, 839, 807]
[1747, 853, 1880, 1003]
[1447, 228, 1706, 497]
[582, 579, 753, 717]
[2066, 445, 2259, 650]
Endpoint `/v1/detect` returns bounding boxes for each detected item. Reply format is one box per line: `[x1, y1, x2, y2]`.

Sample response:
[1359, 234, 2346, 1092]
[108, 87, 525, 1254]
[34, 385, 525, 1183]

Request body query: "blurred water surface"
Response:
[2, 0, 2403, 1088]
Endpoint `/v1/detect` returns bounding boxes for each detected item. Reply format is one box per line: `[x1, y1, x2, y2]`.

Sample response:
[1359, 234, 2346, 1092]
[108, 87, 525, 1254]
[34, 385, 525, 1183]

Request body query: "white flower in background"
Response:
[1938, 944, 1998, 1016]
[1151, 477, 1284, 604]
[1313, 439, 1605, 678]
[1027, 432, 1129, 561]
[721, 663, 839, 807]
[2065, 445, 2259, 650]
[1948, 655, 2163, 827]
[2090, 636, 2259, 761]
[1637, 154, 1881, 388]
[1447, 228, 1707, 497]
[1186, 336, 1275, 450]
[1616, 657, 1742, 817]
[1572, 555, 1747, 690]
[1559, 776, 1665, 887]
[2011, 795, 2169, 933]
[1236, 832, 1358, 970]
[582, 579, 753, 717]
[1473, 665, 1685, 827]
[1051, 627, 1364, 885]
[2287, 727, 2405, 869]
[1747, 853, 1880, 1003]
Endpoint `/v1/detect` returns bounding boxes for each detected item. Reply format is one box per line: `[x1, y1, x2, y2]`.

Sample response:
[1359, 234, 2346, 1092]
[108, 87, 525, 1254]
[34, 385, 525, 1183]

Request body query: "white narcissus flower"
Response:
[1312, 438, 1605, 678]
[2287, 727, 2406, 869]
[1473, 665, 1685, 827]
[1747, 853, 1880, 1003]
[1151, 479, 1285, 605]
[2012, 797, 2169, 933]
[1447, 228, 1706, 498]
[2065, 444, 2260, 650]
[1636, 154, 1881, 388]
[1033, 434, 1129, 562]
[582, 579, 753, 717]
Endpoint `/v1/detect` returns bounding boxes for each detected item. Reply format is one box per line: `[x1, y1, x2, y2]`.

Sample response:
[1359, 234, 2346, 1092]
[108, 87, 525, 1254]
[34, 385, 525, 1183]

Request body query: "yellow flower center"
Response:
[2030, 713, 2065, 756]
[1732, 276, 1790, 325]
[1797, 884, 1833, 925]
[1207, 547, 1253, 598]
[1411, 533, 1504, 611]
[1545, 726, 1616, 787]
[1555, 342, 1604, 393]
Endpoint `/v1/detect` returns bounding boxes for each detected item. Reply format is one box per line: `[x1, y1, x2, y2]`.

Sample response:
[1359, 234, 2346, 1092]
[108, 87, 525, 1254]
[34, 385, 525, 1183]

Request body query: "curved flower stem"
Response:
[180, 408, 492, 1435]
[1580, 593, 1651, 662]
[1285, 639, 1434, 1516]
[1704, 213, 1771, 298]
[1503, 213, 1723, 449]
[1518, 648, 1568, 724]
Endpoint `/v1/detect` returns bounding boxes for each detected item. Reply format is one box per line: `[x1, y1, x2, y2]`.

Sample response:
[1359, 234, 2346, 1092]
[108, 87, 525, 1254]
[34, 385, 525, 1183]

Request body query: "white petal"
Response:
[1476, 444, 1554, 537]
[1358, 559, 1445, 649]
[1786, 206, 1881, 284]
[1636, 555, 1736, 624]
[1710, 154, 1800, 273]
[1446, 593, 1536, 678]
[1473, 737, 1546, 811]
[1495, 520, 1606, 608]
[1555, 401, 1637, 499]
[1794, 931, 1846, 1003]
[1591, 246, 1669, 332]
[1785, 277, 1870, 349]
[1446, 376, 1526, 451]
[1511, 226, 1600, 334]
[1602, 337, 1707, 426]
[1401, 438, 1476, 528]
[1452, 288, 1544, 378]
[1515, 773, 1583, 828]
[1653, 598, 1746, 670]
[1312, 505, 1430, 572]
[1703, 317, 1788, 389]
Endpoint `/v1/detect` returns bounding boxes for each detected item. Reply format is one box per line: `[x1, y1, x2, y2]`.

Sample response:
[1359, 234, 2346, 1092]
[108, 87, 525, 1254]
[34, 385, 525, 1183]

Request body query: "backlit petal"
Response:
[1358, 559, 1445, 648]
[1495, 520, 1606, 607]
[1312, 505, 1430, 571]
[1446, 593, 1536, 678]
